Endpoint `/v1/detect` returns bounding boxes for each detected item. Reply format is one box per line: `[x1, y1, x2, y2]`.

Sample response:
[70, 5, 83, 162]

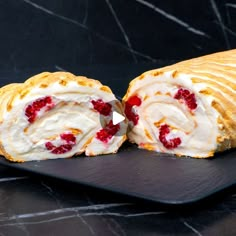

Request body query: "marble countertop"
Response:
[1, 164, 236, 236]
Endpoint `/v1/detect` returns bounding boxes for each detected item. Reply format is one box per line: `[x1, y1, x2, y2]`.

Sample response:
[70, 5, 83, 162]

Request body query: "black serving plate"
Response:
[0, 63, 235, 205]
[0, 144, 236, 205]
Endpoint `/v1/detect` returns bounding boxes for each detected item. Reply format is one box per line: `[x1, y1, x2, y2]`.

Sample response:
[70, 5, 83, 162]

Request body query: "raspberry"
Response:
[159, 124, 181, 149]
[96, 120, 120, 143]
[60, 133, 76, 144]
[126, 96, 142, 107]
[91, 99, 112, 116]
[48, 144, 73, 154]
[45, 142, 54, 150]
[45, 132, 77, 154]
[25, 96, 54, 123]
[124, 95, 142, 125]
[174, 88, 197, 110]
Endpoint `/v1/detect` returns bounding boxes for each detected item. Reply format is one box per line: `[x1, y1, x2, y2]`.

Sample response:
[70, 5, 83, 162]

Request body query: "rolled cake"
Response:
[0, 72, 127, 162]
[123, 49, 236, 158]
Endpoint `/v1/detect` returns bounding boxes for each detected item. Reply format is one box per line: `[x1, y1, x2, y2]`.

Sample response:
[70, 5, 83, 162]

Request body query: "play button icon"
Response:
[95, 99, 127, 139]
[112, 111, 125, 125]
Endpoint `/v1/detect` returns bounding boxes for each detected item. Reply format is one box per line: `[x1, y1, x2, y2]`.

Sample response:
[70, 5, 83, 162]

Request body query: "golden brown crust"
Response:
[0, 142, 24, 162]
[0, 71, 126, 162]
[124, 49, 236, 155]
[0, 71, 111, 121]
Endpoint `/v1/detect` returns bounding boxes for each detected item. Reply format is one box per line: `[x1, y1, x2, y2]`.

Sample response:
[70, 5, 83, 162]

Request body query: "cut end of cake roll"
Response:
[0, 72, 127, 162]
[123, 49, 236, 158]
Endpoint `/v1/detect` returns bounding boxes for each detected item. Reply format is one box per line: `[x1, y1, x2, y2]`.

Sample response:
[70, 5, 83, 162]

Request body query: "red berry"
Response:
[50, 144, 73, 154]
[126, 95, 142, 106]
[174, 88, 197, 110]
[45, 142, 54, 150]
[91, 99, 112, 116]
[96, 120, 120, 143]
[45, 132, 77, 155]
[60, 133, 76, 144]
[25, 96, 54, 123]
[159, 124, 181, 149]
[124, 95, 142, 125]
[96, 129, 110, 143]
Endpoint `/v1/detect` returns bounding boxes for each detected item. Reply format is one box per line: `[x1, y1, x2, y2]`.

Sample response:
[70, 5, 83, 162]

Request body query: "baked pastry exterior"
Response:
[123, 49, 236, 158]
[0, 72, 127, 162]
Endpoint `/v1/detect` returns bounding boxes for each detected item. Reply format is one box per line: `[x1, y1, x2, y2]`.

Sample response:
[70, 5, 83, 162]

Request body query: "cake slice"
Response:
[123, 49, 236, 158]
[0, 72, 127, 162]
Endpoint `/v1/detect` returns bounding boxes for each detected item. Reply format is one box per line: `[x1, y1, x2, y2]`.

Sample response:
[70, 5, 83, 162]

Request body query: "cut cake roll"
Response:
[0, 72, 127, 162]
[123, 49, 236, 158]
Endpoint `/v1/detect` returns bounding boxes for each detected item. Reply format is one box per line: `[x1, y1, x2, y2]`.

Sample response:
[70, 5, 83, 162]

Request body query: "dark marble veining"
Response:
[0, 0, 236, 70]
[1, 163, 236, 236]
[0, 1, 236, 235]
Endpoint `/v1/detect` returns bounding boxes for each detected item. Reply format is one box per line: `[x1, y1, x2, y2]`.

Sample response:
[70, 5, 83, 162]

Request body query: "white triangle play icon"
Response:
[112, 111, 125, 125]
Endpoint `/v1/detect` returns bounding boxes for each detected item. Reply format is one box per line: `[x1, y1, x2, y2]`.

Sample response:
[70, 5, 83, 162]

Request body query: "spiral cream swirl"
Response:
[0, 72, 127, 162]
[123, 49, 236, 158]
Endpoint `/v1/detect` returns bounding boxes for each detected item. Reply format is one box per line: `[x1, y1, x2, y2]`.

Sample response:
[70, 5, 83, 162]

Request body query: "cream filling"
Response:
[1, 101, 98, 161]
[126, 73, 220, 157]
[0, 82, 127, 161]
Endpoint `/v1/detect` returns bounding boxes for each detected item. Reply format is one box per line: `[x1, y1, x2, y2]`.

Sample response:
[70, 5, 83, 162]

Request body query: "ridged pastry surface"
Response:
[0, 72, 127, 162]
[123, 49, 236, 158]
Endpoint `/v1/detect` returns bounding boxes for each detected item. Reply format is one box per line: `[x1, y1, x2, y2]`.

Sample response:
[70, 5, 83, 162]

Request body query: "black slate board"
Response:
[0, 144, 235, 204]
[0, 63, 235, 205]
